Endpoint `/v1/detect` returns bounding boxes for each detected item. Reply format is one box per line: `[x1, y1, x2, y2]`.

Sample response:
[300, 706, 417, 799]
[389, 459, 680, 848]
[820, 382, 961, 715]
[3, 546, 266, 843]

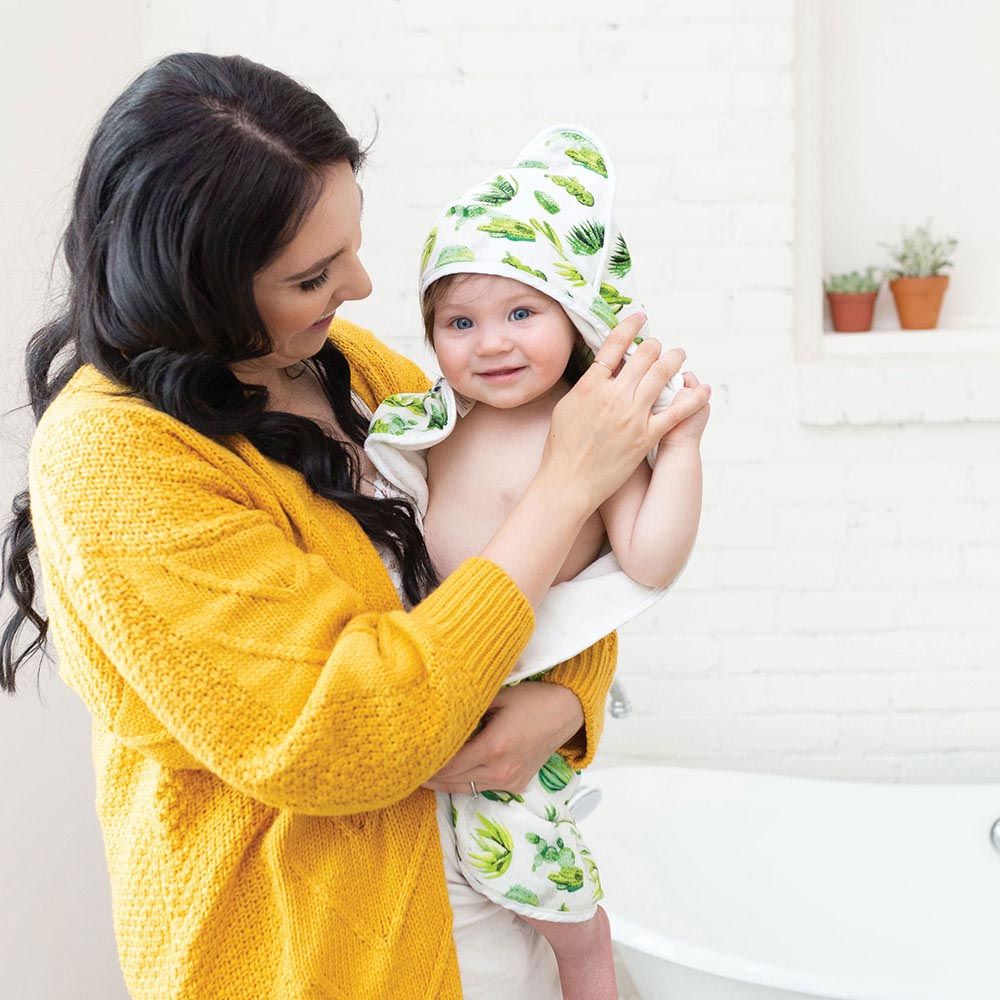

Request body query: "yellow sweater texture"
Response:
[28, 318, 618, 999]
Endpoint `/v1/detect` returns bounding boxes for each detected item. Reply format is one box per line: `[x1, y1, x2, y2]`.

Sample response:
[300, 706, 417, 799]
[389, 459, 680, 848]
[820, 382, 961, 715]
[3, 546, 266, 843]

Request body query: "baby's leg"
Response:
[518, 905, 618, 1000]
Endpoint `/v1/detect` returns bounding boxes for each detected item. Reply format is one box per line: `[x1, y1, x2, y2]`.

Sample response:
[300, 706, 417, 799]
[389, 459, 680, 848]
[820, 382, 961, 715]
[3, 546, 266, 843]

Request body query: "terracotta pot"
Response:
[826, 291, 878, 333]
[889, 275, 950, 330]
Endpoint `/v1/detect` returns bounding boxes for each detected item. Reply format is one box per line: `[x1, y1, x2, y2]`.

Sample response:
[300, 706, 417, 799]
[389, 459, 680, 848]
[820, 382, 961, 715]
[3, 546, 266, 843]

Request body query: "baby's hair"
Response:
[421, 274, 591, 386]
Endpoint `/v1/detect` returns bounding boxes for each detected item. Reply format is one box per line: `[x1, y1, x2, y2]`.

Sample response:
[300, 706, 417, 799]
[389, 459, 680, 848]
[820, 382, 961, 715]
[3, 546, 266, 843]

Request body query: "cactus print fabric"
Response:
[447, 752, 605, 922]
[417, 122, 682, 411]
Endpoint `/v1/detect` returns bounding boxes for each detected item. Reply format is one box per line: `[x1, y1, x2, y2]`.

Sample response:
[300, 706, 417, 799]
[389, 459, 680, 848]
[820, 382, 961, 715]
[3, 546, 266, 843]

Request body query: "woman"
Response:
[0, 53, 693, 999]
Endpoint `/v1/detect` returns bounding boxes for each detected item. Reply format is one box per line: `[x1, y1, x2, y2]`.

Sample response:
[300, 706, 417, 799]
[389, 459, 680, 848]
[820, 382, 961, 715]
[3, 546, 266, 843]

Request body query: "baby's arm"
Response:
[599, 440, 702, 589]
[598, 373, 710, 589]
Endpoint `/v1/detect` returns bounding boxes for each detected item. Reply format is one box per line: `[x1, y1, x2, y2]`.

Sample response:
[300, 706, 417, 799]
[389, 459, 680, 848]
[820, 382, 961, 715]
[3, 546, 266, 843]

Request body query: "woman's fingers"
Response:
[589, 312, 646, 375]
[632, 347, 687, 409]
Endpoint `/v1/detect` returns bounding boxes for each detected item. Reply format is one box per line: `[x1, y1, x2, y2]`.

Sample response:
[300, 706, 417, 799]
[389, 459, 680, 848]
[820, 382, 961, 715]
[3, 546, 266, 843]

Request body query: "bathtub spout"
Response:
[609, 679, 631, 718]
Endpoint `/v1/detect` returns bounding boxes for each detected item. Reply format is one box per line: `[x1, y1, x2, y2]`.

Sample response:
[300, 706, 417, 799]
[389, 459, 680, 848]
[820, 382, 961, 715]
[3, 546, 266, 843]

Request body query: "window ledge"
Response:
[798, 328, 1000, 426]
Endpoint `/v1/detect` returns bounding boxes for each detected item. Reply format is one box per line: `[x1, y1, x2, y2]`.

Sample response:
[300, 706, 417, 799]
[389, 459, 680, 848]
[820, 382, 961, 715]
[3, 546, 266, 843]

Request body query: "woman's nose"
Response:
[338, 257, 373, 303]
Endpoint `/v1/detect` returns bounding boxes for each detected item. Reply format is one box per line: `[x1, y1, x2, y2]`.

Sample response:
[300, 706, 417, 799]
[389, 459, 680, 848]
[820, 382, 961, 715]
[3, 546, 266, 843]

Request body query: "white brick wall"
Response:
[126, 2, 1000, 781]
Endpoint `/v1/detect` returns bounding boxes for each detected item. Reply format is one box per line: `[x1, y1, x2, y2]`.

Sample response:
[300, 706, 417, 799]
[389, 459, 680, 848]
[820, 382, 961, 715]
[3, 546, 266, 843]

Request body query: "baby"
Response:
[366, 125, 710, 999]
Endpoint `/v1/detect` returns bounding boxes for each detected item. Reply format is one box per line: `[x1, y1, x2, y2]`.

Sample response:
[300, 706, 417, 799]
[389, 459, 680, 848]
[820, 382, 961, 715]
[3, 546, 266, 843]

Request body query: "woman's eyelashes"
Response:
[299, 267, 329, 293]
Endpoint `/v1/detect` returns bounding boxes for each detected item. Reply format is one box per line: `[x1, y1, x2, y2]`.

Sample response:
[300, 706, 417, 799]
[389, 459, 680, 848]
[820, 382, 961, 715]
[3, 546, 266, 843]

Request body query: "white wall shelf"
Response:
[792, 1, 1000, 425]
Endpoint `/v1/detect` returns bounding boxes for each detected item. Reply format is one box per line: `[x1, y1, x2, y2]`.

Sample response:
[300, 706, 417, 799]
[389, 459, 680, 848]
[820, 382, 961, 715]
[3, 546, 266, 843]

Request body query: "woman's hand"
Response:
[541, 312, 705, 514]
[480, 312, 711, 608]
[421, 682, 584, 795]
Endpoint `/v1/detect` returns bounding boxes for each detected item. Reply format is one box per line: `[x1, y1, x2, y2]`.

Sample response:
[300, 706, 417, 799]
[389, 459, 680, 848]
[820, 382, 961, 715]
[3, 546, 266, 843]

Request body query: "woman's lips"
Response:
[308, 312, 336, 331]
[477, 367, 525, 383]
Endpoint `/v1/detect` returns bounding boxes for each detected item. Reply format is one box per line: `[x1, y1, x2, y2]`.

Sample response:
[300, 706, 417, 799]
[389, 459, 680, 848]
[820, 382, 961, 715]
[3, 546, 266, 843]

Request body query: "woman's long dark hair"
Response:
[1, 52, 437, 695]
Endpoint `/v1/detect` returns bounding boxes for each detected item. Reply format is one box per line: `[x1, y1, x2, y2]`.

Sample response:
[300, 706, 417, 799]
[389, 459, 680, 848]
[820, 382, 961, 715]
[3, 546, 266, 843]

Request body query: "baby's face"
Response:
[430, 274, 576, 409]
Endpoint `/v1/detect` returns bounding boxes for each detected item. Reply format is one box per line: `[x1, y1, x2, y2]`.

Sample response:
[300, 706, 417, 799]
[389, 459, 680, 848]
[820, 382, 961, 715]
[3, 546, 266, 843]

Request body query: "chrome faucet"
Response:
[609, 678, 631, 718]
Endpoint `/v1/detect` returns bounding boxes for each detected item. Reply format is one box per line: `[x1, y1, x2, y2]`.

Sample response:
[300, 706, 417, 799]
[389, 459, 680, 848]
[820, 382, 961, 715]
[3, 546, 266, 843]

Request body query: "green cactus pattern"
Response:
[533, 190, 561, 214]
[530, 218, 565, 257]
[381, 393, 447, 430]
[473, 174, 519, 206]
[420, 227, 437, 272]
[565, 146, 608, 177]
[545, 173, 595, 207]
[567, 221, 606, 256]
[481, 789, 525, 804]
[370, 413, 418, 436]
[476, 217, 535, 241]
[502, 253, 547, 281]
[436, 245, 475, 266]
[589, 295, 620, 330]
[548, 866, 585, 892]
[469, 814, 514, 879]
[525, 831, 576, 873]
[599, 282, 632, 313]
[609, 233, 631, 278]
[553, 260, 587, 287]
[445, 204, 489, 229]
[537, 754, 576, 792]
[547, 129, 595, 147]
[504, 884, 540, 907]
[515, 159, 548, 169]
[579, 847, 605, 902]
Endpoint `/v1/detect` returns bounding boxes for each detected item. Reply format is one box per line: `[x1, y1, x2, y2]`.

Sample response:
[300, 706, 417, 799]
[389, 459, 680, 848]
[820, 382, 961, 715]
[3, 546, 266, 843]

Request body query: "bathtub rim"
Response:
[590, 764, 1000, 1000]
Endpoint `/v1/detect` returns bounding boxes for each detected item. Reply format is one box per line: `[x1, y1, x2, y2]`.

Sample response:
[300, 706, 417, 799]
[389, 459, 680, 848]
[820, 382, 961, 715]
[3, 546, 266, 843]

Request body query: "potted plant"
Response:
[824, 268, 881, 333]
[880, 222, 957, 330]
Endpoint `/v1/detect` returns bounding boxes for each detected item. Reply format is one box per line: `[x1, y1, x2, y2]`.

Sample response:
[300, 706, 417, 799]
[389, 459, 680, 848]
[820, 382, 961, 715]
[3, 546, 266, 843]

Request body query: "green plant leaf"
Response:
[545, 173, 595, 207]
[878, 220, 958, 278]
[567, 220, 606, 256]
[468, 813, 514, 879]
[436, 245, 476, 266]
[609, 234, 631, 278]
[553, 260, 587, 286]
[565, 146, 608, 177]
[824, 267, 880, 293]
[502, 252, 547, 281]
[504, 884, 540, 906]
[533, 190, 561, 214]
[473, 174, 519, 207]
[420, 227, 437, 272]
[476, 217, 535, 241]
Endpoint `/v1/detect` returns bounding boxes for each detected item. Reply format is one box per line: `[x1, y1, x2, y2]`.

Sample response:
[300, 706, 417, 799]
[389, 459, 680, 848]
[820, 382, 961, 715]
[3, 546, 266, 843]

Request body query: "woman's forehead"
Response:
[266, 161, 361, 281]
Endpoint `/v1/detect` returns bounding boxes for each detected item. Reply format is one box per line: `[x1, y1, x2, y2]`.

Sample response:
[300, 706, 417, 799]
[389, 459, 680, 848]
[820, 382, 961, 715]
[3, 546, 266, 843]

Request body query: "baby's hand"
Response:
[659, 371, 711, 448]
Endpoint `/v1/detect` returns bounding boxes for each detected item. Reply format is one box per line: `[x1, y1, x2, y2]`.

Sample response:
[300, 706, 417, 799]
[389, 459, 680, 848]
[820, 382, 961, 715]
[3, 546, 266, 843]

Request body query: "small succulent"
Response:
[824, 267, 880, 294]
[880, 221, 957, 279]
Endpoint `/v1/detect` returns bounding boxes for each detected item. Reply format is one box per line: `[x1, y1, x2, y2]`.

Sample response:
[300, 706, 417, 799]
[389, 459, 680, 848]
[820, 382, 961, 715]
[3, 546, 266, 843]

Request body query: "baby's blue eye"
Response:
[453, 317, 474, 330]
[511, 307, 532, 321]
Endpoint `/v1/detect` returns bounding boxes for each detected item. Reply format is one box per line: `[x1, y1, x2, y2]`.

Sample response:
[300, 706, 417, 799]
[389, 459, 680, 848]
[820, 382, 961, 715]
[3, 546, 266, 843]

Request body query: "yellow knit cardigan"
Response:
[28, 318, 618, 1000]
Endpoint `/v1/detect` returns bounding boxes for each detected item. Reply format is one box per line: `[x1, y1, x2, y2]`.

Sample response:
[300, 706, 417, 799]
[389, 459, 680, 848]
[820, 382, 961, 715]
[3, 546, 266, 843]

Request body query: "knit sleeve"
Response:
[29, 403, 534, 816]
[536, 632, 618, 769]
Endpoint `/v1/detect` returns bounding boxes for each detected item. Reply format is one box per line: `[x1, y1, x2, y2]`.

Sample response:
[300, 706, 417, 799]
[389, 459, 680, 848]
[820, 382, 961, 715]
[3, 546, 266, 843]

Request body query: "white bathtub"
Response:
[580, 766, 1000, 1000]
